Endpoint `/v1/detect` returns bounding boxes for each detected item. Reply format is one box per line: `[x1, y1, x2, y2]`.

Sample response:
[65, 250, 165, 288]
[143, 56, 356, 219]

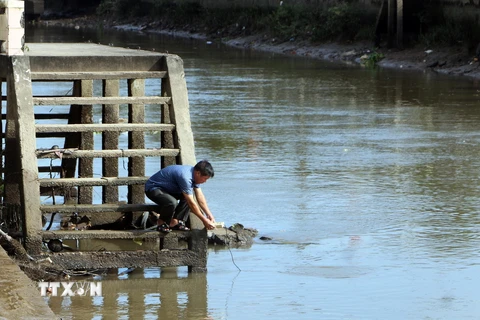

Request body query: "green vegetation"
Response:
[309, 4, 376, 42]
[417, 6, 480, 51]
[260, 3, 376, 42]
[95, 0, 480, 52]
[360, 52, 385, 68]
[96, 0, 378, 43]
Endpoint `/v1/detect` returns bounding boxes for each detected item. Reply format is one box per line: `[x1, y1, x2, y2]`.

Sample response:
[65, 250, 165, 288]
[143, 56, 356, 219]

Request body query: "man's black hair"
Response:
[194, 160, 214, 178]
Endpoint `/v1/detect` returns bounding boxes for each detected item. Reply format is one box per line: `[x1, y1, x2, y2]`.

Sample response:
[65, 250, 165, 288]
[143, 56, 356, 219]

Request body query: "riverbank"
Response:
[0, 246, 58, 320]
[36, 15, 480, 81]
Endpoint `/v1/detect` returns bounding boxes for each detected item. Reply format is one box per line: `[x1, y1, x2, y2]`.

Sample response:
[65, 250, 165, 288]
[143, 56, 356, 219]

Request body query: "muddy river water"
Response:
[26, 25, 480, 319]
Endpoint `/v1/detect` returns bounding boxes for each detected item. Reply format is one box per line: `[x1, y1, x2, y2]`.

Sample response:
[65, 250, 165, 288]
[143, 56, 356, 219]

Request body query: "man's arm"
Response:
[183, 191, 215, 230]
[194, 188, 216, 222]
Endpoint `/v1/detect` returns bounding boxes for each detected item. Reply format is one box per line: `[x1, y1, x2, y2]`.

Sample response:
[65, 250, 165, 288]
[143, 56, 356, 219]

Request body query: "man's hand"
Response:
[206, 213, 216, 223]
[186, 190, 216, 229]
[204, 220, 216, 230]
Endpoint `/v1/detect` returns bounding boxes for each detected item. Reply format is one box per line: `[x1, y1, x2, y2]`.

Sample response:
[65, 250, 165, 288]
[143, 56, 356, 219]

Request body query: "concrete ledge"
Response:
[0, 247, 57, 320]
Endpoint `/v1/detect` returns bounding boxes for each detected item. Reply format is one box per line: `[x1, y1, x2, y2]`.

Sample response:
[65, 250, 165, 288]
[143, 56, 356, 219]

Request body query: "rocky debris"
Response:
[208, 223, 258, 247]
[0, 229, 67, 281]
[60, 213, 92, 230]
[0, 229, 33, 262]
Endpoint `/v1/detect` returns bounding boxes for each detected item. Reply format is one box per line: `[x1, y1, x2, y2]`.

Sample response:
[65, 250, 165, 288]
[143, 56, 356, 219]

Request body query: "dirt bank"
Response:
[224, 35, 480, 79]
[36, 15, 480, 81]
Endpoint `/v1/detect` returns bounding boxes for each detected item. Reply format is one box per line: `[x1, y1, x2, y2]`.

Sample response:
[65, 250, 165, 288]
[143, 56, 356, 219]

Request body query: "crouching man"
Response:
[145, 160, 216, 232]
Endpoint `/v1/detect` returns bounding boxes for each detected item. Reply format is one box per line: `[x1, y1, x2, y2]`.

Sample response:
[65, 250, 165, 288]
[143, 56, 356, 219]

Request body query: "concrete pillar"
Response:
[127, 78, 146, 204]
[6, 56, 42, 254]
[78, 79, 94, 204]
[0, 0, 25, 55]
[164, 55, 196, 166]
[102, 79, 120, 203]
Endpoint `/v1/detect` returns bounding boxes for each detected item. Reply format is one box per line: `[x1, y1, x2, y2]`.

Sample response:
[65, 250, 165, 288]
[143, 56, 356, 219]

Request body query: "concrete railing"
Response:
[0, 0, 24, 55]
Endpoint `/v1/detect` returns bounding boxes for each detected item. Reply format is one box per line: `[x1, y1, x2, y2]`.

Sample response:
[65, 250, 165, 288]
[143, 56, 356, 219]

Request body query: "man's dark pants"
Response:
[145, 188, 190, 224]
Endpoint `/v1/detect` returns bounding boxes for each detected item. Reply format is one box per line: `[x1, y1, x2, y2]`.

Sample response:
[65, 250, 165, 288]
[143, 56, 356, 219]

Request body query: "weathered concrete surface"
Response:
[0, 43, 171, 78]
[25, 42, 162, 57]
[6, 56, 43, 255]
[0, 247, 57, 320]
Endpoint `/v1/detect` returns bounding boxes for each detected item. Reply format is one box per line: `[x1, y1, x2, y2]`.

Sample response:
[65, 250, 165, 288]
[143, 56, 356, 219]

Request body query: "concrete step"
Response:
[39, 247, 204, 269]
[36, 148, 179, 159]
[1, 113, 70, 120]
[41, 229, 184, 240]
[38, 176, 148, 187]
[35, 123, 174, 133]
[31, 70, 168, 80]
[33, 95, 171, 106]
[40, 203, 161, 214]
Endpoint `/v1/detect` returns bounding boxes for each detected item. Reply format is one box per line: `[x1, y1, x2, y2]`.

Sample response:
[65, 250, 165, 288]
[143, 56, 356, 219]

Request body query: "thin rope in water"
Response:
[224, 226, 241, 319]
[224, 226, 241, 271]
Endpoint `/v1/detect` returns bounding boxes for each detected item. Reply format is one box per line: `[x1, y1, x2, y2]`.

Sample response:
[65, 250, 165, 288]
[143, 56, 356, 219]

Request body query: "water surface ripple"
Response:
[28, 25, 480, 320]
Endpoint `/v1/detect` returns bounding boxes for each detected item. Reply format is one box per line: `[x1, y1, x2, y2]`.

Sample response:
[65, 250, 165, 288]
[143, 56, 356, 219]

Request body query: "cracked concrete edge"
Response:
[0, 247, 58, 320]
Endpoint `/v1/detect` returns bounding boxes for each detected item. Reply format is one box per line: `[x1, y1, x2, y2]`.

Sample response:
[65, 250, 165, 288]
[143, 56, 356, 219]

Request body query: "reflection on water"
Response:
[46, 268, 208, 320]
[27, 25, 480, 319]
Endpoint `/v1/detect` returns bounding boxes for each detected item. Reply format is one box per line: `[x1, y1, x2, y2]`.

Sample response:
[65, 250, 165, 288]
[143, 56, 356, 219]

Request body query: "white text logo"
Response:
[38, 281, 102, 297]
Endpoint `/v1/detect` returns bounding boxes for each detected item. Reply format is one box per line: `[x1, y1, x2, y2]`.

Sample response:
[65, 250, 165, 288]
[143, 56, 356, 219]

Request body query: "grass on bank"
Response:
[96, 0, 378, 43]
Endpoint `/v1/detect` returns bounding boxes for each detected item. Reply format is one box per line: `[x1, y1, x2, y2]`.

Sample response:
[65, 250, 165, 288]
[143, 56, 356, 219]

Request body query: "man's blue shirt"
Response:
[145, 165, 199, 195]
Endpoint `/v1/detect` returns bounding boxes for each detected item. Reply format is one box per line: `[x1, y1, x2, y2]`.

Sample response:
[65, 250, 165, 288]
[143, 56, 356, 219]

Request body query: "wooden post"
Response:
[102, 79, 120, 203]
[397, 0, 403, 49]
[6, 56, 42, 254]
[387, 0, 395, 48]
